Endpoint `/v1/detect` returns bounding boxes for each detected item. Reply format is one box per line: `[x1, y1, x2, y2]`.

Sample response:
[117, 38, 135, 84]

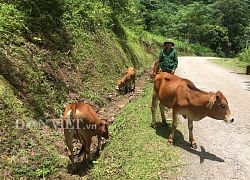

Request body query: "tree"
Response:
[212, 0, 250, 53]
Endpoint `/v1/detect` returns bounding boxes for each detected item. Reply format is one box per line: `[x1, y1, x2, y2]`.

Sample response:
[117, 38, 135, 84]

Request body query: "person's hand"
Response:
[171, 69, 175, 74]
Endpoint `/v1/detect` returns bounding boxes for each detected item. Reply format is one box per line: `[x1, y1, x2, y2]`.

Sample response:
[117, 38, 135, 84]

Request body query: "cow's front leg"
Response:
[132, 79, 135, 91]
[159, 103, 168, 126]
[128, 82, 132, 95]
[151, 91, 159, 128]
[168, 110, 178, 145]
[188, 119, 197, 149]
[96, 134, 102, 154]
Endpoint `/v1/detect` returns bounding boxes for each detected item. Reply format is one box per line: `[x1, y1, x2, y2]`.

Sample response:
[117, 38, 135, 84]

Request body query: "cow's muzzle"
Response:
[225, 118, 234, 123]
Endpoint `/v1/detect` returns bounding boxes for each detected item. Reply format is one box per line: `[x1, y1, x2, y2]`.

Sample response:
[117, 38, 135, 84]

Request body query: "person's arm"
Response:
[173, 50, 178, 70]
[170, 50, 178, 74]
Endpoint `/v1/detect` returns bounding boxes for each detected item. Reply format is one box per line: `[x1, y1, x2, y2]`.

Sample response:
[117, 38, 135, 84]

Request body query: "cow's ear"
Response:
[216, 91, 222, 100]
[208, 93, 216, 109]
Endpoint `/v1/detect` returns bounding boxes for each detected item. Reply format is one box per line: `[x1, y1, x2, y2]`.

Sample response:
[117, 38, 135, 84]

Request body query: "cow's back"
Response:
[126, 67, 136, 78]
[154, 72, 184, 108]
[72, 103, 100, 125]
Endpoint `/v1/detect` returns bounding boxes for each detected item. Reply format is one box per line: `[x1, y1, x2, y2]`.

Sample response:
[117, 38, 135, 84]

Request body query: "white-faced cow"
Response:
[62, 102, 109, 172]
[116, 67, 136, 94]
[151, 72, 234, 148]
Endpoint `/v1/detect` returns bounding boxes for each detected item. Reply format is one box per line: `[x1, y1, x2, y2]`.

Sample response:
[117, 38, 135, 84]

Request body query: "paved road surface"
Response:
[175, 56, 250, 180]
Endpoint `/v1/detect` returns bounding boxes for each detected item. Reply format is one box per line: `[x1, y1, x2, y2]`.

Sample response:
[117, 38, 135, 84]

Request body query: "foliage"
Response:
[238, 48, 250, 64]
[138, 0, 250, 57]
[199, 25, 230, 57]
[0, 3, 27, 44]
[212, 0, 249, 53]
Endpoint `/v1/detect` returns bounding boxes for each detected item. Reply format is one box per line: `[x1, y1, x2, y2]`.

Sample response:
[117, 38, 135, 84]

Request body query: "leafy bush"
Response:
[238, 48, 250, 64]
[0, 3, 27, 44]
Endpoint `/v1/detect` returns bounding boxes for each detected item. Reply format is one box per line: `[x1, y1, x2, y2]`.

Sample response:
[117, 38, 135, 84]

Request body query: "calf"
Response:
[151, 72, 234, 148]
[62, 102, 109, 172]
[116, 67, 136, 94]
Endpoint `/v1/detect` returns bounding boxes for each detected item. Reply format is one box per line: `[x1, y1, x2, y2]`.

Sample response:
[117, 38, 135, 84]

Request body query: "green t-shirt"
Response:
[158, 48, 178, 73]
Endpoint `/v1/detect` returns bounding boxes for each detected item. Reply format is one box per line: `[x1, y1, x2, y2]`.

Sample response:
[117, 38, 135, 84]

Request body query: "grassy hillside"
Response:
[0, 2, 159, 179]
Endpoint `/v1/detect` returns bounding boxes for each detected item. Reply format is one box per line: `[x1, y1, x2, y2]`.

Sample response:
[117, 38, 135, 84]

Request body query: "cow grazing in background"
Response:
[150, 58, 160, 78]
[246, 65, 250, 75]
[151, 72, 234, 148]
[116, 67, 136, 94]
[62, 102, 109, 172]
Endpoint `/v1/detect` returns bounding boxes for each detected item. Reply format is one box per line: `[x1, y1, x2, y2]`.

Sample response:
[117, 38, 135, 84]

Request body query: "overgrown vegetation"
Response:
[238, 48, 250, 65]
[139, 0, 250, 57]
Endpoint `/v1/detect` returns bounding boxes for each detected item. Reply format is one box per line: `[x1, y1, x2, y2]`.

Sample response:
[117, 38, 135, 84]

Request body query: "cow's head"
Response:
[208, 91, 234, 123]
[99, 119, 110, 139]
[116, 80, 126, 90]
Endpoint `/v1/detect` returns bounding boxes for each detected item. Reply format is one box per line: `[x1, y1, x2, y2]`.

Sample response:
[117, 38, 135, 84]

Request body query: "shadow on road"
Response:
[154, 122, 225, 164]
[244, 81, 250, 91]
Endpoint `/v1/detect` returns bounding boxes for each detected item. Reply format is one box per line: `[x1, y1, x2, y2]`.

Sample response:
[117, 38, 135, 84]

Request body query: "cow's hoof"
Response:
[71, 166, 77, 173]
[191, 143, 197, 149]
[151, 123, 157, 129]
[96, 149, 101, 155]
[168, 141, 173, 146]
[86, 160, 94, 166]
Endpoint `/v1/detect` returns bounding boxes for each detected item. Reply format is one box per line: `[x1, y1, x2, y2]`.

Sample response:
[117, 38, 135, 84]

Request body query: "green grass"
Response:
[88, 84, 185, 180]
[209, 58, 248, 74]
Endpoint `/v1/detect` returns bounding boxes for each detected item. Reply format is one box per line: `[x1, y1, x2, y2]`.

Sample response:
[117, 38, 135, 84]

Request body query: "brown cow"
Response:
[62, 102, 109, 172]
[116, 67, 136, 94]
[151, 72, 234, 148]
[150, 58, 160, 78]
[246, 65, 250, 75]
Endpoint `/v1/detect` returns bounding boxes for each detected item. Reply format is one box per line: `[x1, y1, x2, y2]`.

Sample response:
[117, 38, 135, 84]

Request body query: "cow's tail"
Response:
[70, 105, 86, 156]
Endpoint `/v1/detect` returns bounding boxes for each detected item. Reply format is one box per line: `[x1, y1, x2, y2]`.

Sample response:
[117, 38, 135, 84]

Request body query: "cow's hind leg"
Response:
[83, 131, 93, 162]
[159, 103, 168, 126]
[64, 129, 77, 172]
[128, 81, 132, 96]
[151, 90, 159, 128]
[188, 119, 197, 149]
[168, 110, 178, 145]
